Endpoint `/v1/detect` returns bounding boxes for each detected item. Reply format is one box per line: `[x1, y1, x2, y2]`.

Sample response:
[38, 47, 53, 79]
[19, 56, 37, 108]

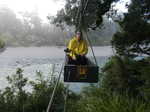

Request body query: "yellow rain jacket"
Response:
[67, 37, 88, 60]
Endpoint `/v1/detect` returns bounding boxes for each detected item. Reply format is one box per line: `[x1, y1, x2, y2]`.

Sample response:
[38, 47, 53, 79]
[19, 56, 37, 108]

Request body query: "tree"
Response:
[6, 68, 28, 112]
[100, 0, 150, 101]
[112, 0, 150, 57]
[0, 38, 5, 52]
[0, 68, 80, 112]
[49, 0, 118, 31]
[101, 56, 148, 97]
[0, 7, 23, 46]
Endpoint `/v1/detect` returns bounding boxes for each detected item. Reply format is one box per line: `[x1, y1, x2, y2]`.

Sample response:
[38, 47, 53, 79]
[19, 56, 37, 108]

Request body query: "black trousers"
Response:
[66, 55, 87, 65]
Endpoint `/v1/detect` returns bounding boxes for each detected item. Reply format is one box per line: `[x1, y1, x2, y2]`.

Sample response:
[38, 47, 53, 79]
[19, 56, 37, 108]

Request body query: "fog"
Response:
[0, 7, 120, 47]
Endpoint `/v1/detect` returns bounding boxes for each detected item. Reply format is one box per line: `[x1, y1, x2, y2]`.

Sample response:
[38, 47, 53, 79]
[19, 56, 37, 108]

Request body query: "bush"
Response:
[101, 56, 150, 99]
[0, 38, 5, 48]
[0, 68, 67, 112]
[77, 88, 150, 112]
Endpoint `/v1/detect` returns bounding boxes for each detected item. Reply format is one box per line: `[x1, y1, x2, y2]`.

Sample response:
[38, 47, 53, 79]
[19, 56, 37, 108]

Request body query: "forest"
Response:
[0, 0, 150, 112]
[0, 7, 118, 47]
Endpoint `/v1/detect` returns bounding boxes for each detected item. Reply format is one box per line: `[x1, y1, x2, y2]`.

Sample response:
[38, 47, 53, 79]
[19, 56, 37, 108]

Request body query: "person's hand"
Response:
[64, 48, 71, 53]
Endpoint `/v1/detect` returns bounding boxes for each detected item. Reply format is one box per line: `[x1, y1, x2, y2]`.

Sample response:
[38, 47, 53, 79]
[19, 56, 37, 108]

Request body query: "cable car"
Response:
[64, 57, 99, 83]
[63, 29, 99, 83]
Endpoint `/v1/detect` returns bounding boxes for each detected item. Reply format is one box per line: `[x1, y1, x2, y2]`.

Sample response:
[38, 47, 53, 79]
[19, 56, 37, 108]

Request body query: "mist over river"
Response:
[0, 46, 113, 91]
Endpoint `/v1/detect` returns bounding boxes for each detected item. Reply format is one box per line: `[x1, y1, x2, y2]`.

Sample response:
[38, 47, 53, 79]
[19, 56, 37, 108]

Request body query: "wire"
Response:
[81, 0, 98, 66]
[79, 0, 89, 28]
[84, 30, 98, 66]
[75, 1, 81, 27]
[46, 63, 64, 112]
[46, 21, 71, 112]
[83, 0, 89, 14]
[63, 84, 70, 112]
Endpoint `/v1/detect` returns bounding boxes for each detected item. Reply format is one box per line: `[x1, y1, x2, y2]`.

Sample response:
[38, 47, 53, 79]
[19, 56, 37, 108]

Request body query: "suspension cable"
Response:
[75, 1, 81, 27]
[63, 84, 70, 112]
[83, 0, 89, 14]
[46, 63, 64, 112]
[84, 30, 98, 66]
[46, 24, 72, 112]
[81, 0, 98, 66]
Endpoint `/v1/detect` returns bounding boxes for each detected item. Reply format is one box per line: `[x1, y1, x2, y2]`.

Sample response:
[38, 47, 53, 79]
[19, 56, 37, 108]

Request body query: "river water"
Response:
[0, 46, 113, 91]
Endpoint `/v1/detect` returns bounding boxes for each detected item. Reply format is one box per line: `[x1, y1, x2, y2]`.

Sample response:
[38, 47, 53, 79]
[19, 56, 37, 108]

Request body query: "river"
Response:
[0, 46, 113, 91]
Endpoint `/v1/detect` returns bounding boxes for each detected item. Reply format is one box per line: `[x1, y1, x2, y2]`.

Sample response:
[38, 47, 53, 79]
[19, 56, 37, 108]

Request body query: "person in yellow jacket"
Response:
[64, 31, 88, 65]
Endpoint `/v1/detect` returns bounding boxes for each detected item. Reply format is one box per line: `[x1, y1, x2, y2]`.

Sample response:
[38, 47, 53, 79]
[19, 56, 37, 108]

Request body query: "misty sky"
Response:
[0, 0, 65, 22]
[0, 0, 130, 22]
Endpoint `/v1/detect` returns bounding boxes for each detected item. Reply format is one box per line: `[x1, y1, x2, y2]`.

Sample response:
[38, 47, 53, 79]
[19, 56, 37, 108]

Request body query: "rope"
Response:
[75, 1, 81, 27]
[63, 84, 70, 112]
[76, 0, 83, 30]
[46, 63, 64, 112]
[46, 21, 71, 112]
[76, 0, 89, 30]
[83, 0, 89, 14]
[81, 0, 98, 66]
[63, 52, 72, 112]
[84, 30, 98, 66]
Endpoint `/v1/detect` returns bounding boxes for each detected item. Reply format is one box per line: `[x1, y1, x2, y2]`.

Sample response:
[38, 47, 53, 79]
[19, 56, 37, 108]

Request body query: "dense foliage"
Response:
[0, 38, 5, 53]
[0, 68, 68, 112]
[102, 56, 150, 99]
[0, 67, 149, 112]
[75, 87, 150, 112]
[50, 0, 118, 30]
[112, 0, 150, 57]
[0, 39, 5, 48]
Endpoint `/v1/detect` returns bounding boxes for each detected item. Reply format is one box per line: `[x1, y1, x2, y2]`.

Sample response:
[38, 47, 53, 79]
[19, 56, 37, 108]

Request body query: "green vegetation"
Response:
[102, 56, 150, 99]
[0, 35, 5, 48]
[0, 39, 5, 48]
[0, 67, 149, 112]
[0, 68, 67, 112]
[0, 37, 5, 52]
[112, 0, 150, 57]
[0, 0, 150, 111]
[75, 87, 150, 112]
[50, 0, 117, 30]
